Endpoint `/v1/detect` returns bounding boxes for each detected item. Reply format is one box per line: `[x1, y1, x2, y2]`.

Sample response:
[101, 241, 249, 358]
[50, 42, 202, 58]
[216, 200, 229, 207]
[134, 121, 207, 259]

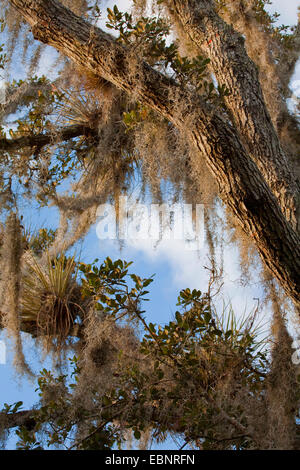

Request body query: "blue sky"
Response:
[0, 0, 299, 450]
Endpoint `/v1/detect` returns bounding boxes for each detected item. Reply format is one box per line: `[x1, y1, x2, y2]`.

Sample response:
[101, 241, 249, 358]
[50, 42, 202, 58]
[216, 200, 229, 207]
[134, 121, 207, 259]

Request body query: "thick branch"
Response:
[8, 0, 300, 306]
[167, 0, 300, 231]
[0, 123, 93, 152]
[0, 410, 36, 430]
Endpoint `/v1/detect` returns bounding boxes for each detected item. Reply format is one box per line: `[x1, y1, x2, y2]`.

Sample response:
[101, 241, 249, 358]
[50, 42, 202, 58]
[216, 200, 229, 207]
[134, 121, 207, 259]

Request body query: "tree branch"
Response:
[0, 410, 36, 430]
[8, 0, 300, 306]
[0, 123, 94, 152]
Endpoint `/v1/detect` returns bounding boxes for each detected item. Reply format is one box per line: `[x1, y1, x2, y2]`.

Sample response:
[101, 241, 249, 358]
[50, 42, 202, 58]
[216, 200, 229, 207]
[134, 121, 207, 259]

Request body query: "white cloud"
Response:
[267, 0, 299, 26]
[92, 231, 265, 320]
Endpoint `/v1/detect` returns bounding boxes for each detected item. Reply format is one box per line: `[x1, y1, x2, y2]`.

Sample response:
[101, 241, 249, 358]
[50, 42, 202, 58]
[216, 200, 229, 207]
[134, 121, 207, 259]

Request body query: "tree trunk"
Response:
[166, 0, 300, 231]
[8, 0, 300, 307]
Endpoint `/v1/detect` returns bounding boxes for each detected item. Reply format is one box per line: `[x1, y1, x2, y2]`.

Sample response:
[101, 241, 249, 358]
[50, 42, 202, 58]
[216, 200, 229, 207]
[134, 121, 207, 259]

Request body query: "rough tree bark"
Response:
[166, 0, 300, 231]
[7, 0, 300, 306]
[0, 410, 36, 430]
[0, 123, 93, 151]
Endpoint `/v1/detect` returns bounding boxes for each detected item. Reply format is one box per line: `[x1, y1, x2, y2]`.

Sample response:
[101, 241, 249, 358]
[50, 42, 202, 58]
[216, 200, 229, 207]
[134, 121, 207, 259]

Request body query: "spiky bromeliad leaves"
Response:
[20, 254, 84, 346]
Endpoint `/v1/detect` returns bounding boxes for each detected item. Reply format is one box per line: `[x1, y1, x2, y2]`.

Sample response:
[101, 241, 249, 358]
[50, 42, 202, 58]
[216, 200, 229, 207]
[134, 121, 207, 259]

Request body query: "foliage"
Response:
[0, 0, 299, 451]
[0, 257, 281, 450]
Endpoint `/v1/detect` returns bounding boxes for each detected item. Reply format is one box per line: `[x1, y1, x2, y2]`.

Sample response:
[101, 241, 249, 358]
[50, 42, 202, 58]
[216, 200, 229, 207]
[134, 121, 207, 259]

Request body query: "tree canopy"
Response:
[0, 0, 299, 450]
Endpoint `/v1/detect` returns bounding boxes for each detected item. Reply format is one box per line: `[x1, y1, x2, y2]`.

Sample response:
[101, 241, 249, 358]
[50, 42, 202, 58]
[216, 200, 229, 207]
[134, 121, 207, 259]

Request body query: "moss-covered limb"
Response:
[8, 0, 300, 306]
[0, 123, 95, 152]
[0, 409, 36, 430]
[165, 0, 299, 231]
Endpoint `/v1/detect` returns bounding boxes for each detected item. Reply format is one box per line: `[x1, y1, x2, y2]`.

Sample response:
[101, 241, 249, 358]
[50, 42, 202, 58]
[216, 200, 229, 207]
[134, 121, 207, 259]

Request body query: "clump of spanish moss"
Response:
[0, 212, 31, 375]
[75, 312, 140, 408]
[263, 284, 299, 449]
